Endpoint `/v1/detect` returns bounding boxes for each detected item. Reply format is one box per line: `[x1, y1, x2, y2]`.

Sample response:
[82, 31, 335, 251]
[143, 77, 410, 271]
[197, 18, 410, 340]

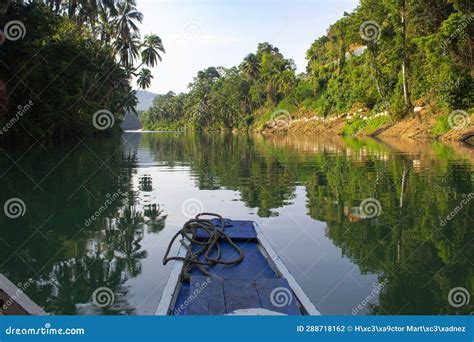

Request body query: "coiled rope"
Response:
[163, 213, 244, 280]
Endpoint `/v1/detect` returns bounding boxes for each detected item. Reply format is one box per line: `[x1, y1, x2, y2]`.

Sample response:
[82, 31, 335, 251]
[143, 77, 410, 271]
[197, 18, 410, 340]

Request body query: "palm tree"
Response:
[96, 3, 115, 44]
[141, 34, 165, 67]
[113, 0, 143, 67]
[115, 0, 143, 38]
[137, 68, 153, 89]
[77, 0, 100, 28]
[114, 32, 141, 67]
[241, 53, 260, 81]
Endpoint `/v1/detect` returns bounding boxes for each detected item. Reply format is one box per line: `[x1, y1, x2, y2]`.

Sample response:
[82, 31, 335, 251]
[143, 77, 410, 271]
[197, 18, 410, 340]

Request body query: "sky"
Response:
[138, 0, 359, 94]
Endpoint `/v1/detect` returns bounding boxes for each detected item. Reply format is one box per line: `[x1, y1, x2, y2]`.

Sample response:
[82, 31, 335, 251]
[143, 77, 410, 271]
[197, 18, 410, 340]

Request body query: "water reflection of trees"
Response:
[139, 132, 473, 315]
[0, 136, 166, 315]
[0, 132, 472, 315]
[140, 133, 298, 217]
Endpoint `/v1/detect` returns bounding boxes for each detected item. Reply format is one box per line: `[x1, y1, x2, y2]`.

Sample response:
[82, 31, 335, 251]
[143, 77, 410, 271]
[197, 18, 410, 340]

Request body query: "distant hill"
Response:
[120, 90, 157, 131]
[136, 90, 157, 112]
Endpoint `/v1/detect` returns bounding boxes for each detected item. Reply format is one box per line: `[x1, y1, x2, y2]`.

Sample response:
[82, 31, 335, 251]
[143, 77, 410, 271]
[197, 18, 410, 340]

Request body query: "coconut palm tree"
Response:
[141, 34, 165, 68]
[241, 53, 260, 81]
[96, 3, 115, 44]
[115, 0, 143, 38]
[114, 32, 141, 67]
[136, 68, 153, 89]
[113, 0, 143, 67]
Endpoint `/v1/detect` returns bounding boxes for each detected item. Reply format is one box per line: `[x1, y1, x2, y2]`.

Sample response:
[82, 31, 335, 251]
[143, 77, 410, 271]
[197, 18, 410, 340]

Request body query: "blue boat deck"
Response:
[170, 219, 304, 315]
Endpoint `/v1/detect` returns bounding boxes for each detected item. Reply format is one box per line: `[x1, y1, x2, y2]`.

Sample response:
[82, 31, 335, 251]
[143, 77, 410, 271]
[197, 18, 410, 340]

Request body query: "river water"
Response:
[0, 132, 472, 315]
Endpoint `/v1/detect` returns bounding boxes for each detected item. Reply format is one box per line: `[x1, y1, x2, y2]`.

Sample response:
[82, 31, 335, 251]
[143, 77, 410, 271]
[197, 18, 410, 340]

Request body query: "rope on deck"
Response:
[162, 213, 244, 280]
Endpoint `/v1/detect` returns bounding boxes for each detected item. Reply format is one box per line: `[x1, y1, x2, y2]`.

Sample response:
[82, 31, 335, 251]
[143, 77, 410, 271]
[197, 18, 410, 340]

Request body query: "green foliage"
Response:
[431, 115, 451, 136]
[143, 42, 298, 130]
[304, 0, 472, 120]
[343, 115, 391, 136]
[140, 0, 472, 134]
[342, 118, 367, 136]
[0, 1, 164, 140]
[363, 115, 391, 134]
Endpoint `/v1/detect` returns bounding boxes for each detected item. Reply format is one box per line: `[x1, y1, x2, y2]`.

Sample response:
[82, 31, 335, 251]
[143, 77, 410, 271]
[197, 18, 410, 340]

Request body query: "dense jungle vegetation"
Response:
[141, 0, 473, 133]
[0, 0, 164, 139]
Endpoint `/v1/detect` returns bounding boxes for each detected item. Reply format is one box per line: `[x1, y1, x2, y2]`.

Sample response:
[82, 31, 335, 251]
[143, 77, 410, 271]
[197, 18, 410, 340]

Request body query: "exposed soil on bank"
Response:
[261, 107, 474, 144]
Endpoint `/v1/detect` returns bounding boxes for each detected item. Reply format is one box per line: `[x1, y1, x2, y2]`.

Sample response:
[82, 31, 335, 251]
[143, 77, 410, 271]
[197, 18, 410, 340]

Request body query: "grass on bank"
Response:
[342, 115, 391, 136]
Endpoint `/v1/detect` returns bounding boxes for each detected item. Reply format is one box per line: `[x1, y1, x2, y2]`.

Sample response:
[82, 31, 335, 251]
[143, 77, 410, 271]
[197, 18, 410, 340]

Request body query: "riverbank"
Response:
[261, 106, 474, 143]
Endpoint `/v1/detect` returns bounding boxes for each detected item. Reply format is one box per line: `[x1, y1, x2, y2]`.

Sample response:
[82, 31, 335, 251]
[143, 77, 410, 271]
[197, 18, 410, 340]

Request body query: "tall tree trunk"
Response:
[369, 44, 387, 103]
[400, 0, 412, 109]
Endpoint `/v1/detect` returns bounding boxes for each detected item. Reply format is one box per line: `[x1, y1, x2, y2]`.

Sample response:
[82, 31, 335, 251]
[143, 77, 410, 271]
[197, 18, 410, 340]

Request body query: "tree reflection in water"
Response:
[0, 133, 472, 315]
